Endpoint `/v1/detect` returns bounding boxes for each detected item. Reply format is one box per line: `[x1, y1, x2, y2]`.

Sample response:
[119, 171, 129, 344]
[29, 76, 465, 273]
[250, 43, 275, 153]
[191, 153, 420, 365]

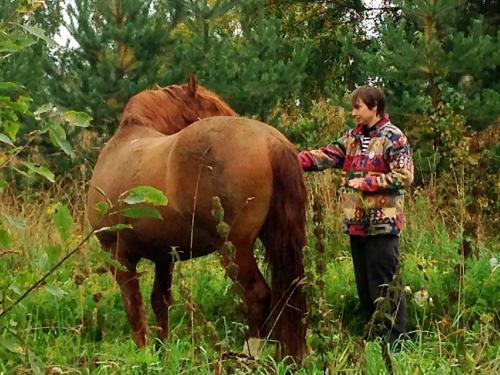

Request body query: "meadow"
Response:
[0, 170, 498, 374]
[1, 0, 499, 373]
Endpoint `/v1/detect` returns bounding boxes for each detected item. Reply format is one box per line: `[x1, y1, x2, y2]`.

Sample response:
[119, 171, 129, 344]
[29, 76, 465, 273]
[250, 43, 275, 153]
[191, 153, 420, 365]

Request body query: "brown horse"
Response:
[87, 75, 307, 360]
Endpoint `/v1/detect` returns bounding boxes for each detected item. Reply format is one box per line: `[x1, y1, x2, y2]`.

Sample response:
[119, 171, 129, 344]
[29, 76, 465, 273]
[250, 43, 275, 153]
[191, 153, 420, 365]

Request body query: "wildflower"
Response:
[404, 286, 412, 295]
[414, 287, 429, 306]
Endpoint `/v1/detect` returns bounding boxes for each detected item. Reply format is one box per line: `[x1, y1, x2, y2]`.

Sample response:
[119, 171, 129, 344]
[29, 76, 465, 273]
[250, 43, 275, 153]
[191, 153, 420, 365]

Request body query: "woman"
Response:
[299, 85, 413, 345]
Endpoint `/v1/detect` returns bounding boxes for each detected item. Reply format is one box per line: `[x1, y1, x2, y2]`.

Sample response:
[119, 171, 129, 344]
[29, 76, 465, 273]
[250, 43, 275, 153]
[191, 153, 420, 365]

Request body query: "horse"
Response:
[86, 74, 308, 360]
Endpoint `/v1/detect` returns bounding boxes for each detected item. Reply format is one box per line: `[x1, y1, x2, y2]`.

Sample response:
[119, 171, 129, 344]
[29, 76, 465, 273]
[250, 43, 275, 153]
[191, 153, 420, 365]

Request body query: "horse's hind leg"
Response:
[151, 260, 174, 344]
[104, 239, 148, 347]
[221, 240, 271, 338]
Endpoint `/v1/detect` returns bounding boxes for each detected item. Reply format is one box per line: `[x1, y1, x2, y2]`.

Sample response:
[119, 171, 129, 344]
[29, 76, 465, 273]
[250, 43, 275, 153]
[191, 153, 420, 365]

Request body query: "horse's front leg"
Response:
[151, 260, 174, 344]
[108, 249, 148, 347]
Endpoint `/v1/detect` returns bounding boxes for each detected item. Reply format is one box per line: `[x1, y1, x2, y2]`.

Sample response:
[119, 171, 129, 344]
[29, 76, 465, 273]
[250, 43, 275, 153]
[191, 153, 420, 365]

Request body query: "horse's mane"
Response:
[118, 80, 237, 135]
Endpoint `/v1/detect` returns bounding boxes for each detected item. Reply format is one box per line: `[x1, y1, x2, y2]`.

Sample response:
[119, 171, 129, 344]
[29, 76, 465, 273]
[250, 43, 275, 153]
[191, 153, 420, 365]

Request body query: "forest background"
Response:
[0, 0, 498, 373]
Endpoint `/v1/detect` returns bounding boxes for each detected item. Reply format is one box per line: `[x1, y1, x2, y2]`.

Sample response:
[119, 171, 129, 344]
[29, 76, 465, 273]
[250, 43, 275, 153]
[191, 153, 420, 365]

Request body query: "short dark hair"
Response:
[350, 85, 385, 116]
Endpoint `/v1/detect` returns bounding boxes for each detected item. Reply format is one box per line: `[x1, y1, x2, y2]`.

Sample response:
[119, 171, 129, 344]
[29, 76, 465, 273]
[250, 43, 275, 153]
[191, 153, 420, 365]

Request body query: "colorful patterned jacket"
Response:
[299, 116, 414, 236]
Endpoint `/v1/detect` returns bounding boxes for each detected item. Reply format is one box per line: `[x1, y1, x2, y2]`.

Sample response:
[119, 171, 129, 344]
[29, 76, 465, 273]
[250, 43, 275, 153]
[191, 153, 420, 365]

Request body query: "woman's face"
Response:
[351, 99, 379, 126]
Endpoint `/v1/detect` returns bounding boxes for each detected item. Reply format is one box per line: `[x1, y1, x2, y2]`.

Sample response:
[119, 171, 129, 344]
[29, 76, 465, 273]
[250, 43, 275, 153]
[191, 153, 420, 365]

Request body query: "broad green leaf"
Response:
[94, 201, 110, 216]
[0, 336, 25, 354]
[0, 133, 15, 147]
[3, 120, 20, 140]
[2, 213, 25, 229]
[22, 162, 54, 182]
[0, 82, 23, 91]
[0, 179, 7, 189]
[64, 110, 91, 128]
[95, 223, 133, 233]
[28, 350, 44, 375]
[21, 25, 57, 49]
[53, 203, 73, 242]
[119, 206, 162, 219]
[45, 245, 62, 265]
[44, 283, 67, 298]
[0, 228, 12, 248]
[49, 123, 74, 157]
[11, 95, 30, 114]
[124, 186, 168, 206]
[123, 194, 146, 205]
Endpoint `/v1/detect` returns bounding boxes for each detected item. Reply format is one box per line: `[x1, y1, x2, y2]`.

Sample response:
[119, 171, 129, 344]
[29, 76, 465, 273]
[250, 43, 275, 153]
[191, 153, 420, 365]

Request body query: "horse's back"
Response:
[165, 116, 284, 231]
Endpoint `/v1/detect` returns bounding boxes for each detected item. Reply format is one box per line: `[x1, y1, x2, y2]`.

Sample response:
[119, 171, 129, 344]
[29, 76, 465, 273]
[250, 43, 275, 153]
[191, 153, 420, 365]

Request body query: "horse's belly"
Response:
[129, 214, 223, 261]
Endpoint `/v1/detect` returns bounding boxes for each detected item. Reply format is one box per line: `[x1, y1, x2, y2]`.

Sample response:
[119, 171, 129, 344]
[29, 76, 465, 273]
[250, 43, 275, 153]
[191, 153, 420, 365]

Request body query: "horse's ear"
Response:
[188, 73, 198, 97]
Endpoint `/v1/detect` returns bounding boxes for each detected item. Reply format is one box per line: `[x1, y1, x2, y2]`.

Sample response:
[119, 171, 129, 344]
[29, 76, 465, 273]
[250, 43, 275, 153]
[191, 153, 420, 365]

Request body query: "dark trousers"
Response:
[350, 234, 407, 337]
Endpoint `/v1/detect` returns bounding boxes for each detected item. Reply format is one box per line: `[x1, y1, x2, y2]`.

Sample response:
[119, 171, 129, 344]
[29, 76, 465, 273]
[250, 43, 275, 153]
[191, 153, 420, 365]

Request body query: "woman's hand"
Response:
[347, 178, 364, 189]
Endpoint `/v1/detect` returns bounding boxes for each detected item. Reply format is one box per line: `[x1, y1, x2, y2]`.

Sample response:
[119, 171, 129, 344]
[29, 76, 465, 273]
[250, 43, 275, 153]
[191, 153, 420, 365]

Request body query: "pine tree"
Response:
[265, 0, 367, 103]
[353, 0, 499, 133]
[51, 0, 315, 127]
[172, 0, 311, 120]
[51, 0, 186, 134]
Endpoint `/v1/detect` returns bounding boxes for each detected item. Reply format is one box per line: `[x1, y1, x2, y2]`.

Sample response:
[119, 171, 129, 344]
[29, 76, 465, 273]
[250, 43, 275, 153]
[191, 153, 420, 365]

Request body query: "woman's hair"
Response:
[350, 85, 385, 116]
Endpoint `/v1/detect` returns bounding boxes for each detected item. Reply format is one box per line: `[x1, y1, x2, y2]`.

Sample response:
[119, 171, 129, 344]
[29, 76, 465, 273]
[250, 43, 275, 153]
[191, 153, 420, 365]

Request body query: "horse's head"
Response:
[119, 74, 237, 135]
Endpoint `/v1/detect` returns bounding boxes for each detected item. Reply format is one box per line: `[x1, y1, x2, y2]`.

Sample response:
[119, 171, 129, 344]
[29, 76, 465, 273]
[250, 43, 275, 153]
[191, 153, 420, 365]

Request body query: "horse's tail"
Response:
[259, 139, 307, 362]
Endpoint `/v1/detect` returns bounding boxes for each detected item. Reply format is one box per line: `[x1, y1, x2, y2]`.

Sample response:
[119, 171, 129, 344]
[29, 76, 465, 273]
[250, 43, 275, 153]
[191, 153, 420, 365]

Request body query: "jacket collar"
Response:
[352, 115, 389, 136]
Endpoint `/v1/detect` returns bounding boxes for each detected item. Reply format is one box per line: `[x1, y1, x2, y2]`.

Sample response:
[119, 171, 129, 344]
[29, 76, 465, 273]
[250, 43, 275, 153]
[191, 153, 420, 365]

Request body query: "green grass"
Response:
[0, 178, 498, 374]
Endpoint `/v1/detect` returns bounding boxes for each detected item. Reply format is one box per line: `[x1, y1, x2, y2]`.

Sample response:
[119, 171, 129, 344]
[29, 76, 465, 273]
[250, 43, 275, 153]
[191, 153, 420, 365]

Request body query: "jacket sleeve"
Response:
[358, 133, 414, 192]
[298, 132, 347, 172]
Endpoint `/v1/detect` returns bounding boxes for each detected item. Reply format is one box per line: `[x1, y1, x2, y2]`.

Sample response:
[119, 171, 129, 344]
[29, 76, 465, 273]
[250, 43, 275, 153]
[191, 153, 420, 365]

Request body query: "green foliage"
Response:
[364, 341, 388, 375]
[175, 1, 310, 120]
[0, 228, 13, 248]
[276, 97, 349, 148]
[348, 0, 499, 132]
[0, 3, 92, 184]
[0, 90, 31, 141]
[54, 0, 184, 131]
[21, 161, 55, 182]
[117, 185, 168, 220]
[52, 0, 313, 126]
[0, 0, 62, 104]
[119, 206, 163, 220]
[0, 185, 499, 372]
[52, 202, 73, 242]
[122, 185, 168, 206]
[266, 0, 367, 102]
[463, 257, 500, 318]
